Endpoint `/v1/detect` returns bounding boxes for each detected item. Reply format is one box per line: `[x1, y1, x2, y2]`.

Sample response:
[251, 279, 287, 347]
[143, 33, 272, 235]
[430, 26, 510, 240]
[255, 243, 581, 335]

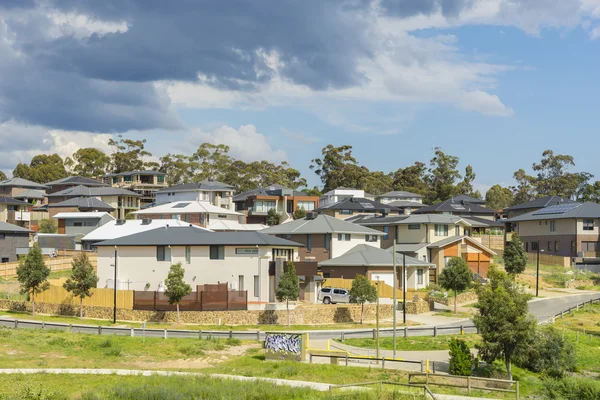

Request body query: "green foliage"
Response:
[439, 257, 472, 313]
[17, 154, 68, 184]
[16, 244, 50, 315]
[455, 165, 477, 197]
[427, 147, 461, 203]
[350, 274, 378, 324]
[64, 148, 111, 178]
[541, 377, 600, 400]
[503, 233, 528, 275]
[473, 265, 536, 381]
[448, 338, 473, 376]
[301, 186, 322, 197]
[164, 263, 192, 324]
[0, 170, 7, 181]
[276, 262, 300, 326]
[513, 326, 576, 377]
[63, 253, 98, 318]
[125, 213, 136, 220]
[391, 161, 429, 196]
[108, 135, 157, 173]
[267, 208, 280, 225]
[37, 219, 58, 234]
[292, 206, 307, 220]
[485, 184, 514, 210]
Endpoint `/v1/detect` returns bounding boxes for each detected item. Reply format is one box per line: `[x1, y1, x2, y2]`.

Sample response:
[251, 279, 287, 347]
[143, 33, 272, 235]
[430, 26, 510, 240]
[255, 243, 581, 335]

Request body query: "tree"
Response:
[267, 208, 280, 225]
[159, 153, 196, 185]
[503, 233, 528, 275]
[449, 338, 474, 376]
[164, 262, 192, 324]
[391, 161, 429, 196]
[360, 170, 393, 196]
[349, 274, 378, 324]
[16, 244, 50, 316]
[292, 206, 307, 220]
[65, 148, 111, 178]
[427, 148, 461, 203]
[301, 186, 323, 197]
[63, 253, 98, 318]
[109, 135, 155, 173]
[473, 266, 536, 381]
[275, 261, 300, 326]
[0, 171, 7, 181]
[38, 219, 58, 234]
[310, 144, 359, 192]
[439, 257, 472, 313]
[455, 165, 477, 197]
[192, 143, 233, 182]
[511, 169, 536, 205]
[12, 163, 30, 179]
[485, 185, 514, 210]
[16, 154, 68, 184]
[513, 326, 576, 377]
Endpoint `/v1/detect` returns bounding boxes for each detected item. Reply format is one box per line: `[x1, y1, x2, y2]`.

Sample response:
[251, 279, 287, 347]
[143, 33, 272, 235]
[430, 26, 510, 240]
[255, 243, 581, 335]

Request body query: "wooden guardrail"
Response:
[329, 381, 435, 399]
[409, 372, 519, 400]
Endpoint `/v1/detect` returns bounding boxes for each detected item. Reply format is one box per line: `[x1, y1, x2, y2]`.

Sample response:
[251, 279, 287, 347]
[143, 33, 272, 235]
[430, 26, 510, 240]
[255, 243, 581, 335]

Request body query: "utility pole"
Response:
[376, 281, 380, 361]
[113, 247, 118, 324]
[403, 253, 406, 325]
[536, 239, 540, 297]
[392, 241, 397, 360]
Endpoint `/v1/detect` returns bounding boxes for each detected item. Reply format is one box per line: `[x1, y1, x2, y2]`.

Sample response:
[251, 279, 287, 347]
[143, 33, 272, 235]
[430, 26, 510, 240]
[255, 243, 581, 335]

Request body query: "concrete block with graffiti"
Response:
[264, 332, 307, 361]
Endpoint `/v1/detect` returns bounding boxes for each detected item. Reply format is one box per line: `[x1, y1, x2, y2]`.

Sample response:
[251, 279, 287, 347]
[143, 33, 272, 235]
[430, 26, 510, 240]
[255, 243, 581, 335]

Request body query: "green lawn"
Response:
[340, 333, 481, 351]
[432, 310, 473, 318]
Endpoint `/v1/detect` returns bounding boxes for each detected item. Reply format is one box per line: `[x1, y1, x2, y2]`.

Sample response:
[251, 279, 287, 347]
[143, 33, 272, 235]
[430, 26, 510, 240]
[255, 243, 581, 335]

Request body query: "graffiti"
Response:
[265, 333, 301, 355]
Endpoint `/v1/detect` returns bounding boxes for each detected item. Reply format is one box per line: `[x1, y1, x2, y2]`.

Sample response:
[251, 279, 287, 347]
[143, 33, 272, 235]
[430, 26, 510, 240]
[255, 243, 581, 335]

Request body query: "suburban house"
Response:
[319, 187, 375, 207]
[376, 191, 427, 214]
[316, 197, 402, 219]
[52, 212, 115, 248]
[46, 185, 141, 219]
[0, 221, 32, 263]
[504, 196, 576, 220]
[156, 180, 235, 211]
[349, 214, 496, 280]
[233, 184, 320, 225]
[318, 244, 435, 290]
[46, 197, 115, 218]
[45, 176, 108, 194]
[413, 197, 496, 220]
[81, 218, 211, 250]
[12, 189, 46, 205]
[132, 200, 243, 229]
[0, 178, 48, 199]
[506, 202, 600, 258]
[0, 196, 31, 226]
[101, 171, 168, 207]
[94, 227, 303, 303]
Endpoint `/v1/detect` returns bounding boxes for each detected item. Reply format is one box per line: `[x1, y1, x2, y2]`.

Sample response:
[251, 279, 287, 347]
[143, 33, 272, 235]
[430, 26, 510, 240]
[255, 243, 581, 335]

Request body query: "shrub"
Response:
[542, 377, 600, 400]
[225, 337, 241, 346]
[104, 347, 122, 357]
[513, 326, 576, 377]
[448, 338, 473, 376]
[179, 344, 206, 357]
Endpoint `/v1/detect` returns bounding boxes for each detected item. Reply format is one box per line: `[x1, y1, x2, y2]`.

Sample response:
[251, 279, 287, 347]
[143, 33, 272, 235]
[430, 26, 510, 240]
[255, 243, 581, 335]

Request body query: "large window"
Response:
[254, 276, 259, 297]
[383, 226, 389, 240]
[340, 209, 353, 215]
[254, 201, 276, 213]
[583, 219, 595, 231]
[157, 246, 171, 261]
[408, 224, 420, 230]
[417, 269, 424, 285]
[210, 245, 225, 260]
[434, 224, 449, 237]
[337, 233, 351, 241]
[157, 175, 165, 183]
[582, 242, 600, 252]
[185, 246, 191, 264]
[297, 201, 315, 211]
[365, 235, 378, 242]
[550, 221, 556, 232]
[324, 234, 330, 251]
[307, 234, 312, 252]
[531, 241, 539, 251]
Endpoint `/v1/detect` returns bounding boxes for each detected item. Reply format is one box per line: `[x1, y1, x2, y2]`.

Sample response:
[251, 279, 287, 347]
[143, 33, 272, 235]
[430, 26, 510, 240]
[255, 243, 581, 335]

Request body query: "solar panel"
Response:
[450, 204, 466, 210]
[360, 203, 374, 208]
[172, 202, 191, 209]
[532, 203, 581, 216]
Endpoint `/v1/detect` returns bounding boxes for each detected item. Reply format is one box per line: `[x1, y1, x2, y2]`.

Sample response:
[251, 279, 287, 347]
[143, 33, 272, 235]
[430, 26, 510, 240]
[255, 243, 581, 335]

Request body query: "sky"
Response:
[1, 0, 600, 194]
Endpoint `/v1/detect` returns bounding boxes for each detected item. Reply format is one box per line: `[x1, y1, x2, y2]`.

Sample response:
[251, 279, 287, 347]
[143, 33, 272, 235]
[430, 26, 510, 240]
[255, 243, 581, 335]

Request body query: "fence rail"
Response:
[329, 381, 435, 399]
[1, 253, 98, 278]
[526, 252, 570, 267]
[409, 372, 519, 400]
[550, 297, 600, 322]
[132, 283, 248, 311]
[36, 285, 134, 309]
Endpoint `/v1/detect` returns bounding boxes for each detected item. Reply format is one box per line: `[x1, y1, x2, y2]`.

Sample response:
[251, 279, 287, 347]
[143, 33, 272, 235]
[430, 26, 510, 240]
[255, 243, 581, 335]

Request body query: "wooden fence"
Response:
[35, 285, 133, 309]
[1, 253, 98, 279]
[470, 235, 505, 251]
[526, 252, 571, 267]
[322, 278, 428, 300]
[133, 283, 247, 311]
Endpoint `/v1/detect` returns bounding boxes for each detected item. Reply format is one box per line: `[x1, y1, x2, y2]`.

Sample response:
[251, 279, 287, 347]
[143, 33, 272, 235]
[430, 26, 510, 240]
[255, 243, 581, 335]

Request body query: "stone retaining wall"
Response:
[429, 291, 478, 306]
[566, 279, 596, 289]
[0, 300, 394, 325]
[405, 300, 433, 314]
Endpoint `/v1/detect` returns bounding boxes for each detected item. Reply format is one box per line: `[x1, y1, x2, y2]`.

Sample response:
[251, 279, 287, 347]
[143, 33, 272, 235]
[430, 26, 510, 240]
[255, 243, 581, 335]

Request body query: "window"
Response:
[337, 233, 350, 241]
[235, 248, 259, 255]
[434, 224, 449, 236]
[548, 241, 552, 252]
[254, 201, 276, 213]
[365, 235, 378, 242]
[297, 201, 315, 211]
[73, 222, 82, 227]
[582, 242, 600, 252]
[340, 209, 353, 215]
[417, 269, 424, 285]
[455, 226, 460, 236]
[185, 246, 191, 264]
[525, 242, 529, 252]
[324, 234, 330, 251]
[156, 246, 171, 261]
[583, 219, 595, 231]
[0, 234, 4, 240]
[323, 273, 331, 278]
[217, 214, 227, 219]
[555, 241, 559, 252]
[550, 221, 556, 232]
[408, 224, 420, 230]
[571, 241, 576, 252]
[345, 234, 351, 241]
[531, 241, 539, 251]
[157, 175, 165, 183]
[210, 245, 225, 260]
[307, 234, 312, 252]
[383, 226, 389, 240]
[254, 276, 259, 297]
[238, 275, 244, 291]
[124, 176, 132, 182]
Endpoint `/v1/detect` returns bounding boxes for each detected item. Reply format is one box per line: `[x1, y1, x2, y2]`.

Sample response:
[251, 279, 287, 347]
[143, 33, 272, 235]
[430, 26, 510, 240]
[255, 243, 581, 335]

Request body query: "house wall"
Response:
[517, 219, 577, 236]
[0, 232, 29, 262]
[138, 212, 238, 228]
[331, 234, 379, 258]
[285, 234, 330, 262]
[397, 224, 428, 243]
[97, 245, 298, 302]
[406, 266, 429, 290]
[156, 191, 235, 210]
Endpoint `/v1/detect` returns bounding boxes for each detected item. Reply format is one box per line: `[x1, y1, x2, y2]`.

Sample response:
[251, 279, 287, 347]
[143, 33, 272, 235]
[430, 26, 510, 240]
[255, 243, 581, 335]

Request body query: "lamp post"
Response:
[392, 241, 397, 360]
[536, 240, 544, 297]
[403, 253, 406, 325]
[375, 281, 380, 361]
[113, 246, 118, 324]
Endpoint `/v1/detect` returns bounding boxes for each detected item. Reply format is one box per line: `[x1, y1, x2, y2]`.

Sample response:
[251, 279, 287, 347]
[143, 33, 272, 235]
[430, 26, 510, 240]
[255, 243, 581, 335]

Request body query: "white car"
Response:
[318, 287, 350, 304]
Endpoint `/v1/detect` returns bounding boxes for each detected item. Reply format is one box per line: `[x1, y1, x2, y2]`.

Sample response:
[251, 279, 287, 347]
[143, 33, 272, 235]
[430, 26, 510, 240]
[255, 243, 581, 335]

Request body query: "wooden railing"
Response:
[1, 253, 98, 279]
[526, 252, 571, 267]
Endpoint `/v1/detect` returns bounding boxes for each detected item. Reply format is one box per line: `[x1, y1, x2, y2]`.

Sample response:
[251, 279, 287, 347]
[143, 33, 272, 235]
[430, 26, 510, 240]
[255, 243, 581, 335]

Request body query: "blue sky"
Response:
[1, 1, 599, 193]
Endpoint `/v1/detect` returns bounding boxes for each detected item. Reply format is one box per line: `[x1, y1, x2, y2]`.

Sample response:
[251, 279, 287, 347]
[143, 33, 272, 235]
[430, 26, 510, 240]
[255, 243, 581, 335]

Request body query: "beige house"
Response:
[156, 180, 235, 211]
[102, 171, 168, 208]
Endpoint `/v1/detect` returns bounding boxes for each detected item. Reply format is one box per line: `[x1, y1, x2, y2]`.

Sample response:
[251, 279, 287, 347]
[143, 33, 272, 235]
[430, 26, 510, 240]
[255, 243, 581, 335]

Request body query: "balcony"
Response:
[248, 207, 276, 216]
[14, 211, 31, 222]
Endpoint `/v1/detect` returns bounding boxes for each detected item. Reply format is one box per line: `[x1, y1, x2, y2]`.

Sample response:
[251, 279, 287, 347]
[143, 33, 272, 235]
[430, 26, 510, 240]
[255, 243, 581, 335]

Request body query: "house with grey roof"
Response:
[0, 221, 32, 263]
[101, 171, 167, 208]
[504, 196, 576, 219]
[413, 197, 496, 220]
[0, 178, 48, 197]
[52, 212, 115, 248]
[506, 202, 600, 258]
[45, 176, 108, 193]
[46, 185, 141, 219]
[316, 197, 402, 219]
[94, 226, 303, 302]
[156, 180, 235, 211]
[376, 191, 427, 215]
[0, 196, 31, 227]
[47, 197, 115, 218]
[319, 187, 375, 208]
[319, 244, 434, 290]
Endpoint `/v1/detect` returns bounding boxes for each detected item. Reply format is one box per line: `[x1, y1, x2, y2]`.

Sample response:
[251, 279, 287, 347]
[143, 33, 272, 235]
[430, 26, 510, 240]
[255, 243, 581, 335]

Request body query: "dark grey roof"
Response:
[386, 200, 427, 208]
[12, 189, 46, 200]
[349, 214, 469, 226]
[47, 185, 140, 197]
[507, 202, 600, 222]
[0, 196, 29, 206]
[95, 227, 303, 247]
[316, 197, 400, 212]
[233, 184, 306, 202]
[378, 191, 424, 199]
[45, 176, 108, 187]
[0, 221, 32, 234]
[103, 170, 165, 177]
[0, 178, 48, 190]
[426, 235, 497, 255]
[505, 196, 576, 211]
[261, 214, 384, 235]
[48, 197, 115, 210]
[413, 198, 495, 215]
[462, 216, 504, 228]
[157, 180, 234, 193]
[391, 243, 429, 253]
[319, 244, 434, 267]
[449, 195, 486, 205]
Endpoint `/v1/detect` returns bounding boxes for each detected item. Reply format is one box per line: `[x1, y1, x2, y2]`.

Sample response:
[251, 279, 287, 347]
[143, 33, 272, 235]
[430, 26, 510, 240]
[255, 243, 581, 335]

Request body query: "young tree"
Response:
[0, 171, 7, 181]
[349, 274, 378, 324]
[267, 208, 280, 226]
[473, 266, 536, 381]
[38, 218, 58, 234]
[164, 262, 192, 324]
[449, 338, 474, 376]
[275, 261, 300, 326]
[504, 233, 528, 276]
[439, 257, 472, 313]
[63, 253, 98, 318]
[16, 244, 50, 316]
[292, 206, 307, 220]
[455, 165, 477, 197]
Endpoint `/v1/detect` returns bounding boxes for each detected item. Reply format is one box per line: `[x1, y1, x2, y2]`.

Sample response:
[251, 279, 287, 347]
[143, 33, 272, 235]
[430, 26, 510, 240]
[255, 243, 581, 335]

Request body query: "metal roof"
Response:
[208, 220, 268, 231]
[378, 191, 424, 199]
[390, 243, 429, 253]
[505, 196, 576, 211]
[260, 214, 384, 235]
[426, 235, 497, 255]
[352, 214, 471, 226]
[0, 196, 29, 205]
[233, 184, 306, 202]
[0, 221, 33, 234]
[319, 244, 434, 267]
[12, 189, 46, 199]
[448, 195, 486, 205]
[316, 197, 400, 212]
[385, 200, 427, 208]
[0, 178, 49, 190]
[47, 197, 115, 210]
[507, 201, 600, 222]
[95, 227, 304, 247]
[413, 198, 495, 215]
[461, 216, 505, 228]
[133, 201, 241, 216]
[157, 180, 234, 193]
[45, 176, 108, 187]
[47, 185, 141, 197]
[52, 212, 114, 220]
[82, 219, 211, 242]
[102, 170, 166, 177]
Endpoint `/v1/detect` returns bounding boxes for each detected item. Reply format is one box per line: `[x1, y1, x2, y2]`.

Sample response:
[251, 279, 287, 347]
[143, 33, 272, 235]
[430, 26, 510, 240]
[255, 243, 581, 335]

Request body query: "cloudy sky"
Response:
[1, 0, 600, 192]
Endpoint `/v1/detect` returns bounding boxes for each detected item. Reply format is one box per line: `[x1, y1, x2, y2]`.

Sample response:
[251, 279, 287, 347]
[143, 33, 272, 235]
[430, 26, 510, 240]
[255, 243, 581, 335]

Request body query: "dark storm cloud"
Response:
[379, 0, 474, 18]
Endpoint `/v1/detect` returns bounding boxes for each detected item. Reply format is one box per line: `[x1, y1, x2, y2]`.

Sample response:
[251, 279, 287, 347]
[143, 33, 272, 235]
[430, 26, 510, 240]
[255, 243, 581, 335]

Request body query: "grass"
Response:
[340, 333, 481, 351]
[432, 310, 473, 318]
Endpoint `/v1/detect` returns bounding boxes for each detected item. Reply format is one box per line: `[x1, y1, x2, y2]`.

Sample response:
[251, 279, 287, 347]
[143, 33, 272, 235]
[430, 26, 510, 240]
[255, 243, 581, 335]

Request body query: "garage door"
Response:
[371, 273, 394, 287]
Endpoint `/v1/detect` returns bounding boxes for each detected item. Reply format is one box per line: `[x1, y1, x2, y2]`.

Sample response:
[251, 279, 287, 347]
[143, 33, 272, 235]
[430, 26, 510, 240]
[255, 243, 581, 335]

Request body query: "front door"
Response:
[287, 200, 294, 214]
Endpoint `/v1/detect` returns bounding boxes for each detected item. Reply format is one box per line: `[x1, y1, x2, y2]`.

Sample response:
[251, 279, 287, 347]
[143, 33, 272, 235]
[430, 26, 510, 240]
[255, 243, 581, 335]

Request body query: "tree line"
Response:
[4, 137, 599, 208]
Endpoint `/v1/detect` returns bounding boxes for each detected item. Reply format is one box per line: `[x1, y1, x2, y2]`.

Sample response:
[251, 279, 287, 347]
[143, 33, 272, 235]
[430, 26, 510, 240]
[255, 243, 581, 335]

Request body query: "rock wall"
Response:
[405, 300, 433, 314]
[566, 279, 596, 289]
[0, 300, 394, 325]
[429, 291, 478, 306]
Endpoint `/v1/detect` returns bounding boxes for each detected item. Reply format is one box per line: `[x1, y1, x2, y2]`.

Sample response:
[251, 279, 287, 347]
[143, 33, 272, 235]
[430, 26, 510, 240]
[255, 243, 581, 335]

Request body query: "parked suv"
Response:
[318, 287, 350, 304]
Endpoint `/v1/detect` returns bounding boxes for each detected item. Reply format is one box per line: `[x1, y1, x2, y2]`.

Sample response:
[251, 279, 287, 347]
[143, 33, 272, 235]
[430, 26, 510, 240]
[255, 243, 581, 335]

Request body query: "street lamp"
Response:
[535, 240, 545, 297]
[113, 246, 118, 324]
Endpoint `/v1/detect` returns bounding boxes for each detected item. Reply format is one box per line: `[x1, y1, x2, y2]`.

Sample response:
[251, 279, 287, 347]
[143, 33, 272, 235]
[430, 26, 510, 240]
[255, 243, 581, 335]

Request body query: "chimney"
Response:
[116, 219, 126, 225]
[381, 209, 389, 217]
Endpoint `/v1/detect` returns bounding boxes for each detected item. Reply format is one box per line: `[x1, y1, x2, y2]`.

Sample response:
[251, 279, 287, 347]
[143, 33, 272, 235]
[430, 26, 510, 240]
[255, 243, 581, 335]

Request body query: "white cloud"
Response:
[280, 128, 320, 144]
[590, 25, 600, 39]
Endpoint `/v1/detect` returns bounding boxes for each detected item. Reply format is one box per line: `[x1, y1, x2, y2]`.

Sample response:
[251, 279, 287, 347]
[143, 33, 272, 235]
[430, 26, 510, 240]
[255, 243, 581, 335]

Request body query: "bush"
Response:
[542, 377, 600, 400]
[448, 338, 473, 376]
[513, 326, 576, 377]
